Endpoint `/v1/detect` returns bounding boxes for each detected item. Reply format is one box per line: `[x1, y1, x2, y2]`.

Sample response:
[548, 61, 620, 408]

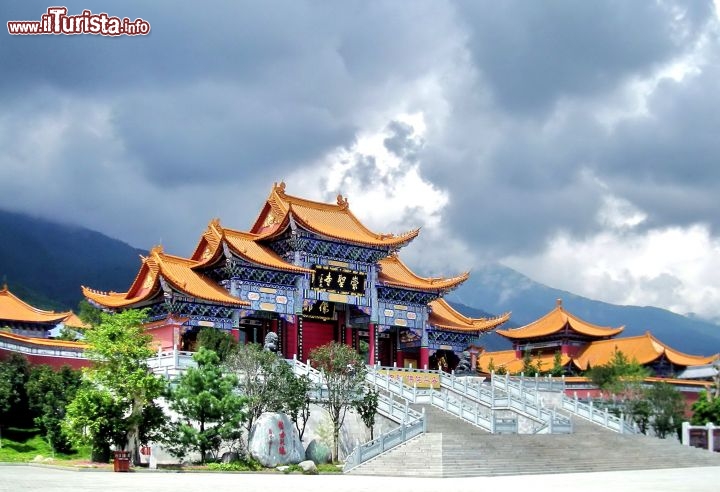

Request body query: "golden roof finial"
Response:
[556, 298, 563, 307]
[336, 194, 349, 209]
[275, 181, 287, 195]
[209, 218, 223, 234]
[150, 244, 164, 256]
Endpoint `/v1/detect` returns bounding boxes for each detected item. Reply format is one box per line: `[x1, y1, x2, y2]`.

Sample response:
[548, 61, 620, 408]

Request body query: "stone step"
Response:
[348, 410, 720, 477]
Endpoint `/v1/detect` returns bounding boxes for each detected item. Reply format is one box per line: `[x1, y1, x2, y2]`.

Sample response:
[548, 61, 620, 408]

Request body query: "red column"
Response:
[396, 349, 404, 368]
[368, 323, 376, 365]
[230, 328, 240, 343]
[286, 319, 298, 359]
[420, 347, 429, 370]
[345, 325, 353, 347]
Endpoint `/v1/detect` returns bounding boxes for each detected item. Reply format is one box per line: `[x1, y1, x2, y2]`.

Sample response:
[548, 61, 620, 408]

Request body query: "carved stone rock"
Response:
[248, 412, 304, 467]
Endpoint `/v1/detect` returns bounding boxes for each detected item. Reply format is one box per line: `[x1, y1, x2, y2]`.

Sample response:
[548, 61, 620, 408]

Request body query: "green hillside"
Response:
[0, 210, 144, 311]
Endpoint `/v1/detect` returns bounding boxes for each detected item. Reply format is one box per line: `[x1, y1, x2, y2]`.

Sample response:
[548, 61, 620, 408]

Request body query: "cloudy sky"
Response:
[2, 1, 720, 321]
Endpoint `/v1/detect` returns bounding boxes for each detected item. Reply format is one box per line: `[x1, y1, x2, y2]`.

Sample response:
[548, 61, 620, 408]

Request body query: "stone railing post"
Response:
[708, 422, 715, 452]
[681, 421, 690, 446]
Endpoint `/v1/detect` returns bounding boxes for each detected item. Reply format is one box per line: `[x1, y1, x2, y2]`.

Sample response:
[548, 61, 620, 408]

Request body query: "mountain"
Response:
[0, 210, 145, 311]
[448, 263, 720, 356]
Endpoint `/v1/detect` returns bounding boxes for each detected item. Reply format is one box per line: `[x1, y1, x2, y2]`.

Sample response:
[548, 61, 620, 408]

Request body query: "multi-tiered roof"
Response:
[85, 182, 505, 334]
[478, 300, 717, 374]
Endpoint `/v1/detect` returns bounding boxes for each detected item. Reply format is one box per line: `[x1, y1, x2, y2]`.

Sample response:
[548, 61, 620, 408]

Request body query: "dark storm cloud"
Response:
[453, 0, 714, 115]
[597, 61, 720, 233]
[414, 0, 718, 257]
[0, 0, 460, 251]
[383, 121, 421, 161]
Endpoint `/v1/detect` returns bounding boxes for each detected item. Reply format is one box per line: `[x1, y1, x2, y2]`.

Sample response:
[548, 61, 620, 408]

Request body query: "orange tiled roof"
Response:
[428, 298, 510, 332]
[193, 218, 311, 274]
[152, 248, 248, 306]
[62, 313, 89, 329]
[378, 254, 469, 292]
[477, 349, 571, 374]
[496, 299, 624, 340]
[250, 182, 419, 247]
[84, 246, 249, 308]
[190, 218, 225, 265]
[0, 286, 72, 324]
[561, 376, 711, 387]
[0, 330, 88, 350]
[573, 332, 719, 370]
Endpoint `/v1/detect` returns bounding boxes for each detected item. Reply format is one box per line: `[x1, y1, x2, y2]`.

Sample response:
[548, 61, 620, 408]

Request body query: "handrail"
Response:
[371, 365, 569, 431]
[366, 366, 497, 433]
[560, 393, 637, 434]
[285, 358, 426, 471]
[490, 373, 571, 430]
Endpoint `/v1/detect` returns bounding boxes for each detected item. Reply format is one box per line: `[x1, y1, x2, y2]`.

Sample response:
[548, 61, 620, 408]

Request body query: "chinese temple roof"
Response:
[496, 299, 624, 340]
[477, 332, 718, 374]
[0, 330, 88, 350]
[476, 349, 572, 374]
[251, 182, 420, 247]
[572, 332, 719, 370]
[0, 286, 76, 325]
[84, 246, 249, 309]
[378, 253, 469, 292]
[191, 218, 311, 274]
[428, 298, 510, 332]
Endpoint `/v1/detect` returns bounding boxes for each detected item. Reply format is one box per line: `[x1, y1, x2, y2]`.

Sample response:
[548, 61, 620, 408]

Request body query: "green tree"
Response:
[691, 390, 720, 425]
[310, 342, 366, 462]
[77, 299, 102, 327]
[27, 365, 82, 453]
[0, 354, 31, 429]
[224, 342, 286, 442]
[521, 350, 541, 376]
[353, 388, 379, 440]
[269, 360, 313, 441]
[587, 349, 649, 396]
[550, 351, 565, 377]
[626, 398, 652, 434]
[63, 385, 126, 462]
[197, 327, 238, 363]
[166, 348, 247, 463]
[647, 382, 685, 439]
[63, 309, 167, 463]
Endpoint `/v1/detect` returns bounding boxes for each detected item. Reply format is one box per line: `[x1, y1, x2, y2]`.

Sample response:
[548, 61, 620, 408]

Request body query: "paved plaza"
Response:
[1, 465, 719, 492]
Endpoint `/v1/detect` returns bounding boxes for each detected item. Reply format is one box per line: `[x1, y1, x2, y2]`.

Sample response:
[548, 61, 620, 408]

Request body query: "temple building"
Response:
[0, 285, 88, 368]
[477, 299, 718, 377]
[84, 182, 509, 370]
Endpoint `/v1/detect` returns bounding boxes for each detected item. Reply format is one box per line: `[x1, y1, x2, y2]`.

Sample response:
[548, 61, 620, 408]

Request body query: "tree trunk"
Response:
[333, 425, 340, 463]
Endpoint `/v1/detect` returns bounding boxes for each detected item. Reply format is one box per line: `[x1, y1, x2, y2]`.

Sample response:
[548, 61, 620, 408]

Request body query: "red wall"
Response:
[303, 320, 335, 360]
[0, 347, 90, 370]
[148, 324, 176, 351]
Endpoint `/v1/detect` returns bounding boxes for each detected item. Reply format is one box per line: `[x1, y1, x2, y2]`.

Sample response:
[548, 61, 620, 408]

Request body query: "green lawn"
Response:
[0, 428, 90, 463]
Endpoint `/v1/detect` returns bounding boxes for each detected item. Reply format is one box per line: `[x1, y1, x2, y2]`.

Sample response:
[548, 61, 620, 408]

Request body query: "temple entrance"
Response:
[302, 319, 335, 358]
[180, 326, 200, 352]
[377, 328, 396, 367]
[429, 349, 459, 372]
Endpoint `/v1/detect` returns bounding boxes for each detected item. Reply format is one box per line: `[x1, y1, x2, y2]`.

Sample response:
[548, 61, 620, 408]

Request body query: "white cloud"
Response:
[504, 221, 720, 321]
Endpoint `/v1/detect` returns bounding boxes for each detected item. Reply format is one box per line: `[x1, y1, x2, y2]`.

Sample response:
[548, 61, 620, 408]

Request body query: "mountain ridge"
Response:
[1, 208, 718, 357]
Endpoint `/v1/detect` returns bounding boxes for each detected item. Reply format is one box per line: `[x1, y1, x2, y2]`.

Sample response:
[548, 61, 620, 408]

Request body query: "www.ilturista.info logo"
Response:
[7, 7, 150, 36]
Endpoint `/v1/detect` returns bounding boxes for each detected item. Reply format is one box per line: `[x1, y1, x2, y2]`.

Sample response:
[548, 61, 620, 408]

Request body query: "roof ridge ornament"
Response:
[336, 194, 349, 209]
[275, 181, 287, 195]
[556, 298, 563, 307]
[150, 245, 164, 256]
